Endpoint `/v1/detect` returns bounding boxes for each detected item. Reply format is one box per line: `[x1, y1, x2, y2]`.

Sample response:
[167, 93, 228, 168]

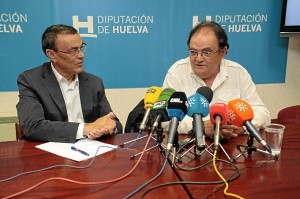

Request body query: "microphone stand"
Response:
[170, 131, 180, 167]
[233, 134, 278, 162]
[119, 113, 161, 147]
[119, 108, 154, 147]
[129, 121, 178, 160]
[177, 137, 213, 162]
[119, 129, 149, 147]
[177, 128, 233, 162]
[119, 111, 155, 147]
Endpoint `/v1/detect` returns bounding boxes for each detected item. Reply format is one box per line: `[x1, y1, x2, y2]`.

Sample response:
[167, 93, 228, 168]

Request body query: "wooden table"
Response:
[1, 124, 299, 199]
[0, 133, 190, 199]
[172, 123, 300, 199]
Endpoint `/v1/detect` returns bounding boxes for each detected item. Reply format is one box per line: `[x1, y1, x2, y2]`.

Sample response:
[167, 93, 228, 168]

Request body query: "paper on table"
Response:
[35, 138, 117, 162]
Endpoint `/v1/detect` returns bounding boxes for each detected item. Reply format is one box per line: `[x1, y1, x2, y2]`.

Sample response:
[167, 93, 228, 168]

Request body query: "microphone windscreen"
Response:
[144, 86, 162, 109]
[151, 87, 176, 121]
[209, 103, 229, 125]
[187, 93, 210, 117]
[152, 88, 176, 111]
[227, 99, 254, 126]
[196, 86, 213, 103]
[167, 92, 188, 121]
[167, 109, 186, 121]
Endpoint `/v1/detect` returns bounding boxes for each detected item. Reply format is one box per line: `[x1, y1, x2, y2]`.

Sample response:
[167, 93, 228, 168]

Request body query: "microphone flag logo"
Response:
[187, 94, 210, 108]
[187, 96, 196, 108]
[228, 99, 254, 127]
[235, 101, 249, 112]
[228, 100, 249, 121]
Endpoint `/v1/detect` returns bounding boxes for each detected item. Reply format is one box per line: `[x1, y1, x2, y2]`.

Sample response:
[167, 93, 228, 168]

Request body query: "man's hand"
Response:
[203, 120, 245, 139]
[84, 112, 117, 139]
[220, 124, 245, 139]
[204, 120, 214, 137]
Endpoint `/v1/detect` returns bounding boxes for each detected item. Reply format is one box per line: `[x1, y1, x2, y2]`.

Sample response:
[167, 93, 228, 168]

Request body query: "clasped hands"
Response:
[204, 120, 245, 139]
[83, 112, 117, 139]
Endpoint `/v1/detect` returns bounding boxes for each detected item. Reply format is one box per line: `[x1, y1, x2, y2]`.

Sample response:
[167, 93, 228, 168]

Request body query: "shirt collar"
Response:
[219, 59, 229, 80]
[51, 63, 79, 84]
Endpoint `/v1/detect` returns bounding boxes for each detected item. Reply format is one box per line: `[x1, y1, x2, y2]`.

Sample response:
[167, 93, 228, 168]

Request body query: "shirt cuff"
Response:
[76, 123, 85, 139]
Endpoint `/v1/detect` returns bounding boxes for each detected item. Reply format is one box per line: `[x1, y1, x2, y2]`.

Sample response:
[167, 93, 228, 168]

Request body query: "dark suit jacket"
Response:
[16, 62, 122, 143]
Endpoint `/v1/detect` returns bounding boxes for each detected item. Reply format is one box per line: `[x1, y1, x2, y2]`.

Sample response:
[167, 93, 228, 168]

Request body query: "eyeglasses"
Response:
[189, 49, 220, 58]
[55, 43, 87, 57]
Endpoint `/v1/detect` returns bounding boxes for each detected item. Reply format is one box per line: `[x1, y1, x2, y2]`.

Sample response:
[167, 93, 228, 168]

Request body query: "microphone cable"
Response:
[0, 143, 112, 183]
[136, 142, 242, 198]
[205, 153, 273, 199]
[124, 157, 168, 199]
[140, 157, 241, 199]
[145, 140, 274, 199]
[212, 150, 244, 199]
[2, 134, 153, 198]
[0, 133, 143, 184]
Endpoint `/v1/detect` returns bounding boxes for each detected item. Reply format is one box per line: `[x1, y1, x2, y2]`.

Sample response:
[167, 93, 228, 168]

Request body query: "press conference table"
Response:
[173, 123, 300, 199]
[0, 124, 300, 199]
[0, 133, 189, 199]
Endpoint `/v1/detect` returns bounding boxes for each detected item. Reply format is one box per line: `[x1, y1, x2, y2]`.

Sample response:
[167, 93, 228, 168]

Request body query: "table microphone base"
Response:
[233, 134, 278, 162]
[177, 138, 233, 162]
[127, 126, 180, 161]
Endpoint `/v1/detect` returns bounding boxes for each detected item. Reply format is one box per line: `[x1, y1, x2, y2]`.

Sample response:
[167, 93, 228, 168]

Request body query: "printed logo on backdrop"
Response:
[193, 13, 267, 33]
[0, 13, 27, 33]
[72, 15, 153, 38]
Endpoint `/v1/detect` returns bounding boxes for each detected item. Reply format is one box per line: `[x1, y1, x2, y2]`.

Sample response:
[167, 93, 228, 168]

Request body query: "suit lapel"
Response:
[78, 72, 93, 119]
[41, 63, 68, 120]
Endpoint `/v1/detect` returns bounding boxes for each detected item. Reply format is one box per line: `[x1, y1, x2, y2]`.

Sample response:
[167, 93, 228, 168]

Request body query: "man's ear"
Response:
[45, 49, 56, 61]
[221, 47, 228, 57]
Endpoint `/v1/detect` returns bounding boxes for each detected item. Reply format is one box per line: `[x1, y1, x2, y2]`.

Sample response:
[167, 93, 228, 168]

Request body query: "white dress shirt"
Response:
[51, 64, 85, 139]
[162, 57, 270, 133]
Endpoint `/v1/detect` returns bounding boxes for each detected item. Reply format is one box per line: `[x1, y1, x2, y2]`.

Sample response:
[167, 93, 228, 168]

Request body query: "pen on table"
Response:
[71, 146, 90, 156]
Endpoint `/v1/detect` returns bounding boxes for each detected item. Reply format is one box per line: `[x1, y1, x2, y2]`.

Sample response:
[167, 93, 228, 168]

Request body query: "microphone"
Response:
[187, 86, 213, 150]
[197, 86, 213, 103]
[165, 92, 188, 158]
[187, 93, 210, 150]
[227, 99, 272, 154]
[150, 88, 176, 134]
[209, 103, 229, 150]
[138, 86, 162, 133]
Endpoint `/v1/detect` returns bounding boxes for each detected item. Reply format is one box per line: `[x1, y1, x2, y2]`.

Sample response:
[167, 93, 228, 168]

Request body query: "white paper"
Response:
[35, 138, 117, 162]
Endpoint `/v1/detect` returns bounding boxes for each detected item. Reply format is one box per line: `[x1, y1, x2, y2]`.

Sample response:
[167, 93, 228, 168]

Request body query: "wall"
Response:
[257, 37, 300, 115]
[0, 37, 299, 141]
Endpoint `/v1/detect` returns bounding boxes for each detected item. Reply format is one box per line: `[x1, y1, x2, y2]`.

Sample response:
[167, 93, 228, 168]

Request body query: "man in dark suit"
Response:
[16, 24, 122, 143]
